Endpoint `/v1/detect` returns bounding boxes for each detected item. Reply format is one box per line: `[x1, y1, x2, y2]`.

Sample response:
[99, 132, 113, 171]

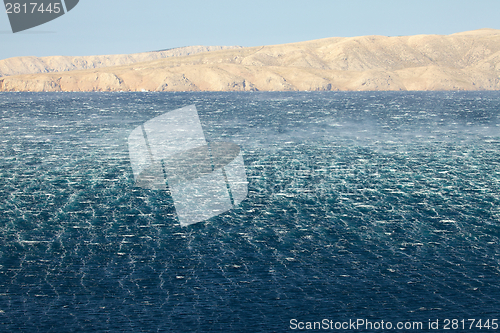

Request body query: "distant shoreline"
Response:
[1, 29, 500, 92]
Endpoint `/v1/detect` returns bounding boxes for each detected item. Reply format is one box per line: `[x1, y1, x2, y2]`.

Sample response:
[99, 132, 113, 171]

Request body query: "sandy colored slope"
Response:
[0, 45, 242, 78]
[1, 29, 500, 92]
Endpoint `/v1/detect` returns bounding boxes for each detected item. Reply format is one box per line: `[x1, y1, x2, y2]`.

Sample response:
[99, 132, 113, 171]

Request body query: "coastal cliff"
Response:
[1, 29, 500, 92]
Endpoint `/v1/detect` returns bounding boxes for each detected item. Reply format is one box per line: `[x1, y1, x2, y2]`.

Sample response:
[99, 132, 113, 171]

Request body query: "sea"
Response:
[0, 91, 499, 332]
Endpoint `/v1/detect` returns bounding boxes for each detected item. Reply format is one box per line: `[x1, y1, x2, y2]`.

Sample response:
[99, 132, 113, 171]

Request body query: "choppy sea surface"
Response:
[0, 91, 499, 332]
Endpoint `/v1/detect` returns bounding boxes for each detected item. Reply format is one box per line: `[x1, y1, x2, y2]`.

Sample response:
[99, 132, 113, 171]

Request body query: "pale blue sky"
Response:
[1, 0, 499, 60]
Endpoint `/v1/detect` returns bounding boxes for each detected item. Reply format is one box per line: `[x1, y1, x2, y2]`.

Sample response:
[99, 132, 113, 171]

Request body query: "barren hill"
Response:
[1, 29, 500, 92]
[0, 45, 242, 78]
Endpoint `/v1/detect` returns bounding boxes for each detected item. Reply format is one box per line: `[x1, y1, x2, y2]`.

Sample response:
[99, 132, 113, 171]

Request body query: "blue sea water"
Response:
[0, 91, 499, 332]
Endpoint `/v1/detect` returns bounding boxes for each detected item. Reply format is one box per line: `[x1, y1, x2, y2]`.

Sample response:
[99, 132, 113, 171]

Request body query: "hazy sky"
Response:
[1, 0, 500, 60]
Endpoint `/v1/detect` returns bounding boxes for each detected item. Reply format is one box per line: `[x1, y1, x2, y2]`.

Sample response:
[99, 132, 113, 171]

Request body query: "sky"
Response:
[1, 0, 500, 60]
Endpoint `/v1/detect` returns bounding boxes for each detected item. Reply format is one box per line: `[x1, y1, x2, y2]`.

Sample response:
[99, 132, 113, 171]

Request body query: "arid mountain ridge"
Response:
[0, 45, 242, 78]
[1, 28, 500, 92]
